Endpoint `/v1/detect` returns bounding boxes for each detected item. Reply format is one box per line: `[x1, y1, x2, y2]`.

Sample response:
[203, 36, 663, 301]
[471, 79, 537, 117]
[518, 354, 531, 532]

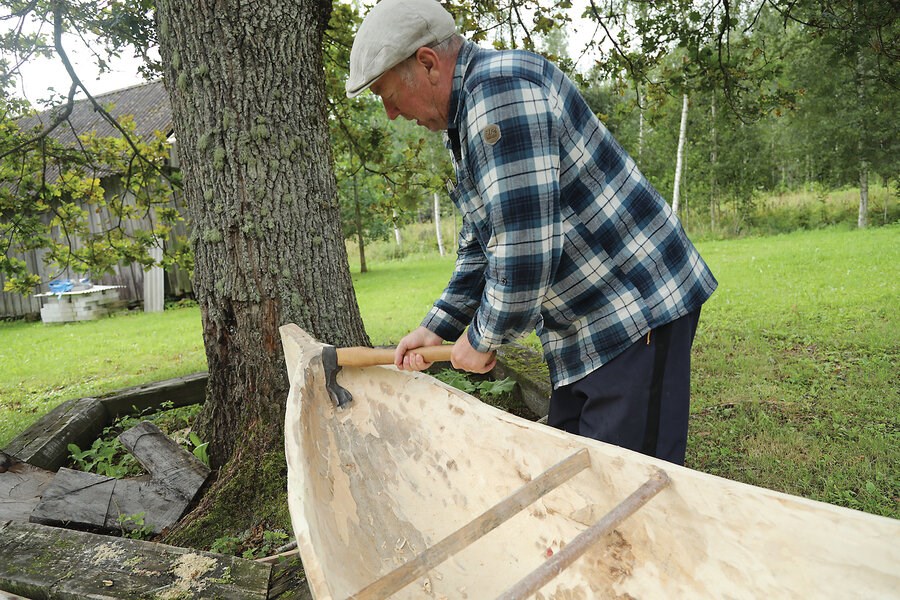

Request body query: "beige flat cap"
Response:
[346, 0, 457, 98]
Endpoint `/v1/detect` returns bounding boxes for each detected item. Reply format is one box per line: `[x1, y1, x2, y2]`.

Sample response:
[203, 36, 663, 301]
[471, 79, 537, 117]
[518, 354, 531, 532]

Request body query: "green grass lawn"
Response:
[688, 226, 899, 517]
[1, 225, 897, 518]
[350, 255, 455, 345]
[0, 308, 206, 446]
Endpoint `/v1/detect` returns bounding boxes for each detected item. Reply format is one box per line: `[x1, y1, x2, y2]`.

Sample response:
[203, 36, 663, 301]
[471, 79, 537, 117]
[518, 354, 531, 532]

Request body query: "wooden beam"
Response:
[0, 462, 54, 523]
[118, 420, 210, 499]
[351, 449, 591, 600]
[29, 468, 191, 534]
[495, 468, 671, 600]
[0, 520, 271, 599]
[30, 421, 210, 535]
[99, 372, 207, 418]
[1, 397, 106, 471]
[2, 373, 208, 472]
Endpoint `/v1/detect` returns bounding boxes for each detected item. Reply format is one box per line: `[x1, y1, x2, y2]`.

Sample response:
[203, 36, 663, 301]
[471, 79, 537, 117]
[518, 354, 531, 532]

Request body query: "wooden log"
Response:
[0, 459, 55, 523]
[29, 468, 117, 530]
[268, 561, 314, 600]
[99, 372, 208, 418]
[2, 373, 207, 475]
[2, 397, 107, 471]
[118, 421, 210, 500]
[0, 520, 271, 599]
[30, 422, 210, 535]
[29, 468, 191, 534]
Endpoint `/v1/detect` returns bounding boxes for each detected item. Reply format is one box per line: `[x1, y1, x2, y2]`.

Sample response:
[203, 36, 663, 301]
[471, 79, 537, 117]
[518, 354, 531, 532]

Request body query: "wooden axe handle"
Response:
[336, 345, 454, 367]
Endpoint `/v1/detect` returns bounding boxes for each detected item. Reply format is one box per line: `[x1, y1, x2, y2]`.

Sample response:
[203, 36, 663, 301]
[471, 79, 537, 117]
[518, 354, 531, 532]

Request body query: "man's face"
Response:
[370, 63, 448, 132]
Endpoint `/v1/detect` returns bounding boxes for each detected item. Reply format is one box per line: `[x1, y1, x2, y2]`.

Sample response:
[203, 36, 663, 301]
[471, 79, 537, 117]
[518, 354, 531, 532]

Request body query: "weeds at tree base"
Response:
[432, 369, 538, 420]
[66, 401, 208, 479]
[210, 528, 291, 560]
[118, 512, 154, 540]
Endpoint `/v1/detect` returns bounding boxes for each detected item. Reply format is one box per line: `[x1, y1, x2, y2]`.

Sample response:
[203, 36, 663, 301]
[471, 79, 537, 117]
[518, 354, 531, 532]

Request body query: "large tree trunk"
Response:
[154, 0, 368, 541]
[671, 93, 689, 214]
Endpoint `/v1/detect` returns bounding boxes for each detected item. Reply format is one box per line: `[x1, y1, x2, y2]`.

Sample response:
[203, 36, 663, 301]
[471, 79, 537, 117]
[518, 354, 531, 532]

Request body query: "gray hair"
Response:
[395, 34, 464, 86]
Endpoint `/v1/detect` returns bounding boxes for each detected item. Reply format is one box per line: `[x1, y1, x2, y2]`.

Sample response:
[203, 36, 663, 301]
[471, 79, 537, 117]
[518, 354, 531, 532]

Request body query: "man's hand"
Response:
[451, 331, 496, 374]
[394, 326, 445, 371]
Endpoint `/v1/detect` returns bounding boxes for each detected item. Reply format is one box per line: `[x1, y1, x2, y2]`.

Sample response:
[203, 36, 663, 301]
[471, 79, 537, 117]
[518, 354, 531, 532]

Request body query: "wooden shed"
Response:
[0, 81, 193, 319]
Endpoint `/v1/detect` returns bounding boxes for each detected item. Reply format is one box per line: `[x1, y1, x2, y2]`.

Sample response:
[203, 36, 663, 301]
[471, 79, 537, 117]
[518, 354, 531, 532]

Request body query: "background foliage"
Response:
[1, 1, 897, 286]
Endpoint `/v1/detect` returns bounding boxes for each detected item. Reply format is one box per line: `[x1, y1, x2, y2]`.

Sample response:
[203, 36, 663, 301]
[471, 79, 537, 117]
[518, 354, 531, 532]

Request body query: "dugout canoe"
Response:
[280, 324, 900, 599]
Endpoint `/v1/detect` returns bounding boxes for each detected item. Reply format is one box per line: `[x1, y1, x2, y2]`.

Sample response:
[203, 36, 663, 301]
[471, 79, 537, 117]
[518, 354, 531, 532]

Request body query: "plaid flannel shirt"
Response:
[421, 42, 718, 388]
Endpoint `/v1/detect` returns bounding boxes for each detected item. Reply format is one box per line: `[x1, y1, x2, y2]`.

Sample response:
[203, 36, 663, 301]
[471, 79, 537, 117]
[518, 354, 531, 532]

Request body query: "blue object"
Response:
[49, 280, 74, 295]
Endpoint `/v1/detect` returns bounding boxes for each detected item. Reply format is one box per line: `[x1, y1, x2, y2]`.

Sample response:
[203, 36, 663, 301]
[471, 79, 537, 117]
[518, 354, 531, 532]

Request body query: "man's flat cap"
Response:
[346, 0, 456, 98]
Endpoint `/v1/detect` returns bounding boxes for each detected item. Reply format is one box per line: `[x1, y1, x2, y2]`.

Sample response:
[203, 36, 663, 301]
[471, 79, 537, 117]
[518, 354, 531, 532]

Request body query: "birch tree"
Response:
[434, 192, 445, 257]
[671, 92, 689, 214]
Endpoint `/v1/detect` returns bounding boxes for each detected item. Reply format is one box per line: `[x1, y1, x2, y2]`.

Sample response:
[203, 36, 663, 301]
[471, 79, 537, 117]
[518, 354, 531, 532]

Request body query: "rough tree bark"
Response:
[154, 0, 369, 540]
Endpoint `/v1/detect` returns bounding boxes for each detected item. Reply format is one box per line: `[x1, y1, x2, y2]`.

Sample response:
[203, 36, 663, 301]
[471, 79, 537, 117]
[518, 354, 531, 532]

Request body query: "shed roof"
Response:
[18, 80, 173, 144]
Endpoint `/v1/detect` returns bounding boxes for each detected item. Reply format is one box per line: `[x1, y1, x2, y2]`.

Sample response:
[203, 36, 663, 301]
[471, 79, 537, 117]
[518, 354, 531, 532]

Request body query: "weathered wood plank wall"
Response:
[0, 177, 193, 319]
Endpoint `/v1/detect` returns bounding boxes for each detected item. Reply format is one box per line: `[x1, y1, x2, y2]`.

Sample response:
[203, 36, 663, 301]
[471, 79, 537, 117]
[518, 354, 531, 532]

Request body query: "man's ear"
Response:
[415, 47, 442, 83]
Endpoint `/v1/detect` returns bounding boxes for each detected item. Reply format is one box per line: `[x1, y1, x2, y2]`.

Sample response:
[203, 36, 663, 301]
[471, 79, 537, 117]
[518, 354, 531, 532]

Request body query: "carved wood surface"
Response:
[280, 324, 900, 600]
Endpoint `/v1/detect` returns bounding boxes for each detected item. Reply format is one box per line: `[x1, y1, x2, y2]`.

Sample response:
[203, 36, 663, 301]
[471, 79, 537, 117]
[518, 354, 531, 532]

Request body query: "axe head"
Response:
[321, 345, 353, 409]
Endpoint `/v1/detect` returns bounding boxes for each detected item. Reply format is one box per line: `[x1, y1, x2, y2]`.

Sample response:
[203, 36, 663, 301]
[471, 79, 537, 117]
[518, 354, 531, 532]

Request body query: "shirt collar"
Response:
[447, 40, 478, 131]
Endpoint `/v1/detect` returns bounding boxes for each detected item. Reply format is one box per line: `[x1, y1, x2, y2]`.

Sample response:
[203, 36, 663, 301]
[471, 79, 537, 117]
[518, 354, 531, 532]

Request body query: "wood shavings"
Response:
[90, 542, 124, 565]
[156, 553, 217, 600]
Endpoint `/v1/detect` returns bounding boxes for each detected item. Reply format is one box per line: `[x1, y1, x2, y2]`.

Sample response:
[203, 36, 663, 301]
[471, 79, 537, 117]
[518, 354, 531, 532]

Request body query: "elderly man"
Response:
[346, 0, 717, 465]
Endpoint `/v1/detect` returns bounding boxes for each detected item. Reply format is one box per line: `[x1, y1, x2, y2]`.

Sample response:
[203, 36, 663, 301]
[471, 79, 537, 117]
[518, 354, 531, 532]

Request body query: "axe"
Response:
[321, 344, 454, 408]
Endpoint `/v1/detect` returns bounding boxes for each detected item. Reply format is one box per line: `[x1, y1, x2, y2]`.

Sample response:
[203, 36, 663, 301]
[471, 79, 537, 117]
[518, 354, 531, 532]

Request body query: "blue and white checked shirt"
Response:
[421, 42, 718, 388]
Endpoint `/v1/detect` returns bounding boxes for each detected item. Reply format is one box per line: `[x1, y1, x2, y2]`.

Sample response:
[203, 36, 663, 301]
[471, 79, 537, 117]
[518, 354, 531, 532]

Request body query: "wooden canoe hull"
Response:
[280, 325, 900, 599]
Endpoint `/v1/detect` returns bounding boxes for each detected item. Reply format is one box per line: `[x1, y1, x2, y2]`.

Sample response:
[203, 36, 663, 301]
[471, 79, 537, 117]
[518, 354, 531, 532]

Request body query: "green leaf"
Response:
[433, 369, 477, 393]
[477, 377, 517, 399]
[190, 433, 210, 467]
[67, 443, 84, 459]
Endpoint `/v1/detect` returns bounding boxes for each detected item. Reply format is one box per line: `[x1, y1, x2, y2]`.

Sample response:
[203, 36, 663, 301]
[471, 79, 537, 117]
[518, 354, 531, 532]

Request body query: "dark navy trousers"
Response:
[548, 309, 702, 465]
